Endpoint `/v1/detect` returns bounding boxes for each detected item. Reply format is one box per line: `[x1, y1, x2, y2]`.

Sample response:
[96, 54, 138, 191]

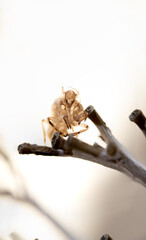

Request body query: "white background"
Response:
[0, 0, 146, 240]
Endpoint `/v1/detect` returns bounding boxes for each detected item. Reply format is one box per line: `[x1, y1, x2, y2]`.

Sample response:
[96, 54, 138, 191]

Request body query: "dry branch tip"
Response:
[129, 109, 146, 137]
[100, 234, 113, 240]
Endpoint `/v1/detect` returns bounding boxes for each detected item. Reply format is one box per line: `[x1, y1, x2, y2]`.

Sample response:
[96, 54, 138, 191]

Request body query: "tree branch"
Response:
[129, 109, 146, 137]
[17, 143, 71, 156]
[18, 106, 146, 188]
[100, 234, 113, 240]
[0, 189, 77, 240]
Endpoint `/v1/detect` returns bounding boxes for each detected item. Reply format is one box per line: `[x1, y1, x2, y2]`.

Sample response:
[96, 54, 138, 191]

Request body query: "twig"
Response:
[18, 106, 146, 188]
[0, 189, 78, 240]
[0, 148, 78, 240]
[129, 109, 146, 137]
[100, 234, 113, 240]
[17, 143, 71, 156]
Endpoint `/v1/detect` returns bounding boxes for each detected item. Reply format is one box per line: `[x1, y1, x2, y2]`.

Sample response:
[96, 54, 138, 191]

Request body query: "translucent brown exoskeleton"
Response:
[42, 87, 89, 145]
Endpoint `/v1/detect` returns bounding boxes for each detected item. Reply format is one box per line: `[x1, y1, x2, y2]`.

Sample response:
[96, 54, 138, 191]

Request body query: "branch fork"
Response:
[18, 106, 146, 188]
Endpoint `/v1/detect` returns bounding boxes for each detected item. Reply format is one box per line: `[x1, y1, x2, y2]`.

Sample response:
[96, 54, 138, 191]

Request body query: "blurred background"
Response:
[0, 0, 146, 239]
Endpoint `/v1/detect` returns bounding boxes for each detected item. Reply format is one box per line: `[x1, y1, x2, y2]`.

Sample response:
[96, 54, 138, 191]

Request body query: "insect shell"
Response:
[42, 87, 88, 145]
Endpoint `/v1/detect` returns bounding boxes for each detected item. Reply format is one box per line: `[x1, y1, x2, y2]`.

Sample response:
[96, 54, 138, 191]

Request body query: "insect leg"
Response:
[72, 123, 89, 136]
[47, 117, 68, 137]
[63, 115, 71, 129]
[63, 115, 74, 132]
[78, 111, 88, 123]
[42, 119, 48, 145]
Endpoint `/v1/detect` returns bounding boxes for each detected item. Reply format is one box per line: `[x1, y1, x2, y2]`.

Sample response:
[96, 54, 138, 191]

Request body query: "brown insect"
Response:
[42, 87, 89, 145]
